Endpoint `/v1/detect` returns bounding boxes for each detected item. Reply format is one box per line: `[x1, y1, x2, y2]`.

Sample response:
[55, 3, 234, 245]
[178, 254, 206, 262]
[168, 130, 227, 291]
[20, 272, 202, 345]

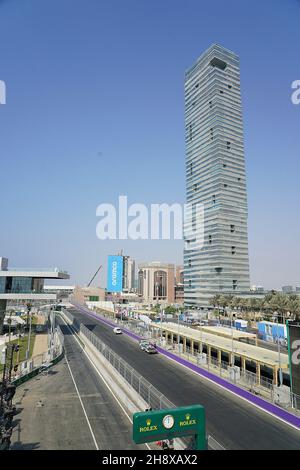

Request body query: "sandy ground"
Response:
[32, 334, 48, 357]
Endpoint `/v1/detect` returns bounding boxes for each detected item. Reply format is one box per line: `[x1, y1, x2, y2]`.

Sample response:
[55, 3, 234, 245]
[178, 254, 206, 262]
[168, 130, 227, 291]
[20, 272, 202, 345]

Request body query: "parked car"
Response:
[113, 327, 122, 334]
[145, 345, 158, 354]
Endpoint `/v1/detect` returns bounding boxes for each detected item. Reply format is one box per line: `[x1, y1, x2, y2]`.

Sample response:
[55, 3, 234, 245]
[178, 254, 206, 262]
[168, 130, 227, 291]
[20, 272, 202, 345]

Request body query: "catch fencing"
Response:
[62, 308, 174, 411]
[90, 309, 300, 416]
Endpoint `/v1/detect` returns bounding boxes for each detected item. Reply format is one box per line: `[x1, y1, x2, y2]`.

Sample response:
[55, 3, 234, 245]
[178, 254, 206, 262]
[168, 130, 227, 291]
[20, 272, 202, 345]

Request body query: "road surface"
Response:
[68, 306, 300, 450]
[11, 316, 148, 450]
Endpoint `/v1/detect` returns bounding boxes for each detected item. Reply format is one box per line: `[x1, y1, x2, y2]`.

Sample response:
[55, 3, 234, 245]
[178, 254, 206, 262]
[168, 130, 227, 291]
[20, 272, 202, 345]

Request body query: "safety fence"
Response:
[11, 324, 64, 386]
[90, 309, 300, 415]
[62, 308, 228, 449]
[62, 309, 174, 411]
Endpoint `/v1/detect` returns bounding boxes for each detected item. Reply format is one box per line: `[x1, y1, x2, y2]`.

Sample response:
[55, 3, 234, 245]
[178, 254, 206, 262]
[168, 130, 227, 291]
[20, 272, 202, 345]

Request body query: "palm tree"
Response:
[219, 295, 228, 314]
[26, 302, 32, 328]
[270, 294, 289, 323]
[231, 296, 241, 311]
[249, 297, 258, 312]
[288, 297, 300, 321]
[7, 311, 13, 343]
[239, 298, 248, 313]
[211, 294, 221, 309]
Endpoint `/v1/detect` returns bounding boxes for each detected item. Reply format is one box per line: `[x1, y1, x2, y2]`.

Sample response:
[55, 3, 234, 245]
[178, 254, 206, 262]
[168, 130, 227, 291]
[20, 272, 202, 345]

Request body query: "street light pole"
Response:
[276, 315, 282, 386]
[26, 312, 32, 360]
[177, 306, 180, 352]
[231, 310, 234, 367]
[160, 307, 162, 344]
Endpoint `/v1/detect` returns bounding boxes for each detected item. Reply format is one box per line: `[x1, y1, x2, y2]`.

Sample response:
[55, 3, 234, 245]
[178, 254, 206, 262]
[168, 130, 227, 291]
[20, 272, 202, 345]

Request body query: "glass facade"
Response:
[0, 276, 44, 293]
[11, 277, 33, 293]
[153, 270, 167, 299]
[0, 277, 5, 294]
[184, 44, 250, 307]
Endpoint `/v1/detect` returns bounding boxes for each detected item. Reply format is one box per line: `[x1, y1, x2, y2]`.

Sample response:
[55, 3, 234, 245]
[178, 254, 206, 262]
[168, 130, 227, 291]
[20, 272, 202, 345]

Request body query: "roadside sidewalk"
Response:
[32, 334, 48, 357]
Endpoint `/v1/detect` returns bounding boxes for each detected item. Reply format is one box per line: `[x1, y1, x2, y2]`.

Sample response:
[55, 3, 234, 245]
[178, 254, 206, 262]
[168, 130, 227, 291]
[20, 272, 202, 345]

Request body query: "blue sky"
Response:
[0, 0, 299, 289]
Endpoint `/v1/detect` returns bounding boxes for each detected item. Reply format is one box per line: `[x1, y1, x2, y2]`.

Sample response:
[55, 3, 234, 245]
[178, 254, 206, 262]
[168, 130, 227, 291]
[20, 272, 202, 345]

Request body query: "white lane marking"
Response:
[161, 352, 300, 434]
[61, 316, 151, 450]
[64, 352, 99, 450]
[75, 308, 300, 439]
[70, 309, 223, 450]
[207, 435, 225, 450]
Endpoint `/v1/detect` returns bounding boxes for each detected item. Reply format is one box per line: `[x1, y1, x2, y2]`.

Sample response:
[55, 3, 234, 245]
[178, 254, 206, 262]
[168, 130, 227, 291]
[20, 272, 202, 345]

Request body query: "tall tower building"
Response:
[184, 44, 250, 306]
[122, 255, 135, 292]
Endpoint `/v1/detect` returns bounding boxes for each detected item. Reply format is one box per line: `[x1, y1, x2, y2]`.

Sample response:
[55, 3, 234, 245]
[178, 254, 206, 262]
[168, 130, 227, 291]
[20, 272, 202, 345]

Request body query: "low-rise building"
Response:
[0, 257, 69, 333]
[72, 286, 105, 304]
[44, 285, 75, 300]
[282, 285, 294, 294]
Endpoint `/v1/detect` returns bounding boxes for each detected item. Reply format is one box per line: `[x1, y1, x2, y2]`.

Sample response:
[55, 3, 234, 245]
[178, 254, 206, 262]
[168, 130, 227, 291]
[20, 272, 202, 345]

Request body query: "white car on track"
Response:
[113, 327, 122, 334]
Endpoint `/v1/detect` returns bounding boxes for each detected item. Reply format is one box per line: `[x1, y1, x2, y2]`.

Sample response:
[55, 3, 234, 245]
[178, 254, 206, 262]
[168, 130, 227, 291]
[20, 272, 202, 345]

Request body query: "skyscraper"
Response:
[184, 44, 250, 307]
[122, 255, 135, 292]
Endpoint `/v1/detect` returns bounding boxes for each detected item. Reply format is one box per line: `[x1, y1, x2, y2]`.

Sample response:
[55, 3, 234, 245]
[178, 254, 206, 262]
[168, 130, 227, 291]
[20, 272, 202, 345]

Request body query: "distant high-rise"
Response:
[184, 44, 250, 306]
[122, 255, 135, 292]
[107, 254, 136, 293]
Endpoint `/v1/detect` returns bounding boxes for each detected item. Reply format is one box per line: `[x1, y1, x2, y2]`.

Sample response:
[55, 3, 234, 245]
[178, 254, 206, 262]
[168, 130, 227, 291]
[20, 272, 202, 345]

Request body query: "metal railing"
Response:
[89, 308, 300, 415]
[63, 309, 225, 449]
[10, 325, 64, 384]
[63, 309, 174, 411]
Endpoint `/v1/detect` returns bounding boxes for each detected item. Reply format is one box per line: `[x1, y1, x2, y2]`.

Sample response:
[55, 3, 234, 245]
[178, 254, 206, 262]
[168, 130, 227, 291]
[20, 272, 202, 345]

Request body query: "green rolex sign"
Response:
[133, 404, 206, 450]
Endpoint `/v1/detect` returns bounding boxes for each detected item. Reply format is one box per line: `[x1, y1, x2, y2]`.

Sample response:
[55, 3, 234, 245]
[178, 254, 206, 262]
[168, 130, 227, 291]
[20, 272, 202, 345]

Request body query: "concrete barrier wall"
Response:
[60, 310, 148, 413]
[71, 304, 300, 431]
[78, 329, 148, 414]
[60, 310, 186, 450]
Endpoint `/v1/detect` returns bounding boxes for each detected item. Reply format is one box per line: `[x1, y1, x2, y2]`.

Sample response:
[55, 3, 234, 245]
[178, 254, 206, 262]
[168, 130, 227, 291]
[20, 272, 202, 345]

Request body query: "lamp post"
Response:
[230, 310, 234, 367]
[8, 311, 13, 344]
[175, 304, 180, 352]
[26, 311, 32, 360]
[276, 313, 282, 386]
[160, 307, 163, 345]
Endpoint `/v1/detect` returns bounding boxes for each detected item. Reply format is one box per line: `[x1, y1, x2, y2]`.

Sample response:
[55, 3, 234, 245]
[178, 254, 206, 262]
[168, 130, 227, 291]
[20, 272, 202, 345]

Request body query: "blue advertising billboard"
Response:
[107, 255, 123, 292]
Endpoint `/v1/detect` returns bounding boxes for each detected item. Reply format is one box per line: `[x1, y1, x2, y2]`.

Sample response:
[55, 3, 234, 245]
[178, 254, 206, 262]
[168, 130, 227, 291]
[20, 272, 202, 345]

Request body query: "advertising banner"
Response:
[107, 255, 123, 292]
[287, 321, 300, 400]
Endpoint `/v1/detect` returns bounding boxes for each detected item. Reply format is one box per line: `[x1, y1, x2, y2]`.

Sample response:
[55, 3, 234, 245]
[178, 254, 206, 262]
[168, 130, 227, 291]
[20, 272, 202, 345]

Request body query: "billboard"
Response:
[107, 255, 123, 292]
[287, 321, 300, 401]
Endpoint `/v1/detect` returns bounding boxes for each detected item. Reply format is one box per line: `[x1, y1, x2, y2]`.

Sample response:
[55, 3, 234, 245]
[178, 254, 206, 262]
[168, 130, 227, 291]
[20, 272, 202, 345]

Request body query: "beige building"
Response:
[138, 262, 175, 304]
[175, 266, 184, 285]
[72, 286, 105, 304]
[174, 265, 184, 304]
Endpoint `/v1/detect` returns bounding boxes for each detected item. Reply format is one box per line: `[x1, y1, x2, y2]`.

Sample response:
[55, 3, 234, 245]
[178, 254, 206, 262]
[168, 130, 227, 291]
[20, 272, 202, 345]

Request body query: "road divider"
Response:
[61, 310, 147, 415]
[70, 303, 300, 432]
[60, 309, 186, 450]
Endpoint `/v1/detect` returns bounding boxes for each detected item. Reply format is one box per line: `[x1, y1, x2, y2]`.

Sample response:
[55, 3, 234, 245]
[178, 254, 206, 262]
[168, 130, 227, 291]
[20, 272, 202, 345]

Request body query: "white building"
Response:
[0, 257, 69, 333]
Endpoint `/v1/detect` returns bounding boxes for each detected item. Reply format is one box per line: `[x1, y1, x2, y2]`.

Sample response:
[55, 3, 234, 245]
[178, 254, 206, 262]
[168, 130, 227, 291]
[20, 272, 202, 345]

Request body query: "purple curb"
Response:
[72, 303, 300, 430]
